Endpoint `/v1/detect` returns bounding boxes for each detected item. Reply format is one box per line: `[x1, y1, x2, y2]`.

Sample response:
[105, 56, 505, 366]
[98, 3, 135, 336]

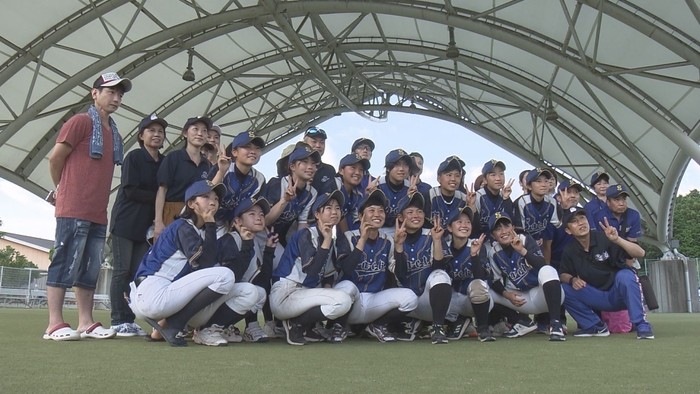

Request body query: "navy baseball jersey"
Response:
[590, 206, 642, 239]
[447, 239, 489, 294]
[487, 234, 543, 292]
[336, 230, 395, 293]
[273, 226, 336, 288]
[377, 176, 411, 228]
[217, 231, 263, 283]
[394, 229, 449, 296]
[416, 181, 432, 195]
[324, 177, 362, 231]
[512, 194, 561, 240]
[208, 165, 265, 223]
[265, 175, 317, 246]
[542, 221, 573, 267]
[424, 187, 468, 230]
[474, 188, 513, 236]
[135, 218, 215, 281]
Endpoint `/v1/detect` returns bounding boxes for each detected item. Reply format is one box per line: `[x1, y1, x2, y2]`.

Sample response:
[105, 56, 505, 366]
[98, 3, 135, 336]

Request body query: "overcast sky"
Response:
[1, 111, 699, 240]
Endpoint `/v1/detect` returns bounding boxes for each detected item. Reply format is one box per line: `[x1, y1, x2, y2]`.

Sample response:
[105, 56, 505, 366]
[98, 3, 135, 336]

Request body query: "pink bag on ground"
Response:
[601, 310, 633, 333]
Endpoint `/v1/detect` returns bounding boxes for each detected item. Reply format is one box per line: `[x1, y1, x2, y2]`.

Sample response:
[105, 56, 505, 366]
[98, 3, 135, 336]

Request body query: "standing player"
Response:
[409, 152, 432, 195]
[303, 126, 336, 193]
[558, 207, 653, 339]
[351, 137, 376, 192]
[216, 197, 278, 343]
[270, 190, 357, 345]
[153, 116, 212, 241]
[512, 168, 561, 262]
[373, 149, 418, 235]
[486, 212, 566, 341]
[584, 171, 609, 222]
[474, 159, 514, 237]
[209, 130, 266, 227]
[391, 193, 453, 344]
[335, 190, 419, 342]
[324, 153, 370, 233]
[423, 155, 476, 230]
[443, 207, 493, 341]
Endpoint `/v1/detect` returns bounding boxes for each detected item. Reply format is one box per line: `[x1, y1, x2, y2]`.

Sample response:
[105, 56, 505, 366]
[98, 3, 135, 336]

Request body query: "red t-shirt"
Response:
[54, 113, 117, 225]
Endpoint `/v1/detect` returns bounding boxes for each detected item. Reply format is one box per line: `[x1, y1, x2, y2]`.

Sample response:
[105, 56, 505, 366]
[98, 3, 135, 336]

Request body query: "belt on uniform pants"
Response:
[134, 276, 147, 287]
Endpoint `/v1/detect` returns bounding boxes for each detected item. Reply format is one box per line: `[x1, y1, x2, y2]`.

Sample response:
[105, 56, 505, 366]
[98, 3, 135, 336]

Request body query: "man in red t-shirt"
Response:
[43, 72, 132, 341]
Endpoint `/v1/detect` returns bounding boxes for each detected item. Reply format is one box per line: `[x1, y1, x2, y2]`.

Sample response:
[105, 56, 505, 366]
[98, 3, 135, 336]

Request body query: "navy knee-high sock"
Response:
[542, 281, 562, 322]
[166, 288, 222, 331]
[429, 283, 452, 324]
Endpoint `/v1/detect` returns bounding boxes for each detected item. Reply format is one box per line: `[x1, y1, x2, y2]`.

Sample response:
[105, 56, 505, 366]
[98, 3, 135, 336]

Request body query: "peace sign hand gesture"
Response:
[598, 217, 619, 242]
[365, 176, 379, 194]
[502, 178, 514, 200]
[466, 182, 477, 207]
[283, 175, 297, 203]
[265, 226, 279, 248]
[217, 143, 232, 173]
[558, 187, 574, 210]
[407, 175, 419, 195]
[469, 233, 486, 257]
[233, 220, 254, 240]
[430, 215, 444, 241]
[394, 218, 408, 245]
[509, 228, 525, 253]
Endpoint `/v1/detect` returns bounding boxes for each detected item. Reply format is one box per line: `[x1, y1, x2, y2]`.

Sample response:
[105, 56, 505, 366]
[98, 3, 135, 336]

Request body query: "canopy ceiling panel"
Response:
[1, 0, 699, 250]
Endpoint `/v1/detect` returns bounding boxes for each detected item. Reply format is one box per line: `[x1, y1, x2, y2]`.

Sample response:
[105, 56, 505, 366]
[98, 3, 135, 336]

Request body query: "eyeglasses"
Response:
[355, 144, 371, 151]
[305, 127, 326, 136]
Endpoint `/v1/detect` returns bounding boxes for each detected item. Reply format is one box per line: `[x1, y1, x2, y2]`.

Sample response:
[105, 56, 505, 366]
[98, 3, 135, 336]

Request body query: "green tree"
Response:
[672, 189, 700, 257]
[0, 245, 38, 270]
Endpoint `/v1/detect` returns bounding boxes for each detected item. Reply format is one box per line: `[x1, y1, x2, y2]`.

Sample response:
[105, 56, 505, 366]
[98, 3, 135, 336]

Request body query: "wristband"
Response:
[569, 277, 575, 285]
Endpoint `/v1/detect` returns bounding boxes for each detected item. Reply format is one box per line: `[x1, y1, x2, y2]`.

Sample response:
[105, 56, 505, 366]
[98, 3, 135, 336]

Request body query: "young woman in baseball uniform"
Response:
[443, 206, 495, 342]
[269, 190, 357, 346]
[335, 189, 418, 343]
[216, 196, 278, 343]
[129, 181, 258, 347]
[485, 211, 566, 341]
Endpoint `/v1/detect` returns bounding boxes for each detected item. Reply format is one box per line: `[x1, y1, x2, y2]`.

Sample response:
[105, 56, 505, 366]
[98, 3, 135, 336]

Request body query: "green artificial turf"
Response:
[0, 309, 697, 394]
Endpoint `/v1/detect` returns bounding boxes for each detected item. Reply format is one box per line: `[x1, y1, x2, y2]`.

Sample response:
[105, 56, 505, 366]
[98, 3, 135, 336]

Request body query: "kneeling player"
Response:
[217, 197, 278, 343]
[336, 190, 419, 342]
[270, 190, 357, 346]
[486, 212, 566, 341]
[391, 193, 452, 344]
[444, 206, 495, 342]
[130, 181, 258, 347]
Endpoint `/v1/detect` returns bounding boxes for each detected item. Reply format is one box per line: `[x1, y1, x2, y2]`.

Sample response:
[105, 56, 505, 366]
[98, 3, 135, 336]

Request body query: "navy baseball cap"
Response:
[606, 184, 629, 199]
[351, 138, 375, 152]
[289, 144, 321, 164]
[183, 116, 213, 132]
[339, 153, 370, 171]
[184, 180, 225, 202]
[446, 206, 474, 226]
[359, 189, 387, 213]
[396, 192, 424, 214]
[93, 72, 132, 92]
[488, 211, 512, 231]
[233, 196, 271, 218]
[304, 126, 327, 140]
[312, 189, 346, 213]
[558, 179, 583, 192]
[385, 148, 413, 166]
[138, 114, 168, 131]
[562, 206, 588, 225]
[481, 159, 506, 176]
[526, 168, 553, 185]
[437, 155, 465, 175]
[232, 130, 265, 149]
[590, 171, 609, 187]
[201, 142, 215, 152]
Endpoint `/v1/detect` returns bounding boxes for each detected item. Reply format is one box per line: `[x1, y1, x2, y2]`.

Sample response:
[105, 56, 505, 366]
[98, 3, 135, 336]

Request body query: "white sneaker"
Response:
[193, 324, 228, 346]
[263, 321, 285, 339]
[129, 322, 147, 337]
[244, 322, 270, 342]
[111, 323, 138, 337]
[221, 325, 243, 343]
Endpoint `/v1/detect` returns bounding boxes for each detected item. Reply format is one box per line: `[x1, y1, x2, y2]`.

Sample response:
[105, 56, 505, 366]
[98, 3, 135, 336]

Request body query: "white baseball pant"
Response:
[334, 281, 418, 324]
[407, 269, 452, 322]
[269, 278, 357, 320]
[490, 265, 565, 315]
[445, 279, 493, 322]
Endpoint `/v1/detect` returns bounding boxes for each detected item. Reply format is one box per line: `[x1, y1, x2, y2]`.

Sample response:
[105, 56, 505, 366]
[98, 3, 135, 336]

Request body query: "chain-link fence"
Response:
[0, 265, 111, 309]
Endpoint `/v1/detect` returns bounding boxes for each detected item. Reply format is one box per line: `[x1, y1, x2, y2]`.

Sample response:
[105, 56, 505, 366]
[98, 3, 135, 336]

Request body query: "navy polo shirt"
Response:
[110, 147, 164, 241]
[157, 147, 211, 202]
[559, 231, 630, 291]
[311, 162, 337, 194]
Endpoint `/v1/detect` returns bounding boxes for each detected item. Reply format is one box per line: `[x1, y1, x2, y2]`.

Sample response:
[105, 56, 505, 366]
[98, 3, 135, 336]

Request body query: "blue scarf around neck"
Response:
[88, 104, 123, 165]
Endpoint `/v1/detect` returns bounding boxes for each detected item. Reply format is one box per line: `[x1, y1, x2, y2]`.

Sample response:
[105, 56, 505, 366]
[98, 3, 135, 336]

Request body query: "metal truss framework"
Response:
[1, 0, 700, 250]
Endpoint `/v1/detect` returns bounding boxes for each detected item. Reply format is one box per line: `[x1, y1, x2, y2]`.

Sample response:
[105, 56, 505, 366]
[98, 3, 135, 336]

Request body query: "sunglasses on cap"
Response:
[305, 127, 327, 136]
